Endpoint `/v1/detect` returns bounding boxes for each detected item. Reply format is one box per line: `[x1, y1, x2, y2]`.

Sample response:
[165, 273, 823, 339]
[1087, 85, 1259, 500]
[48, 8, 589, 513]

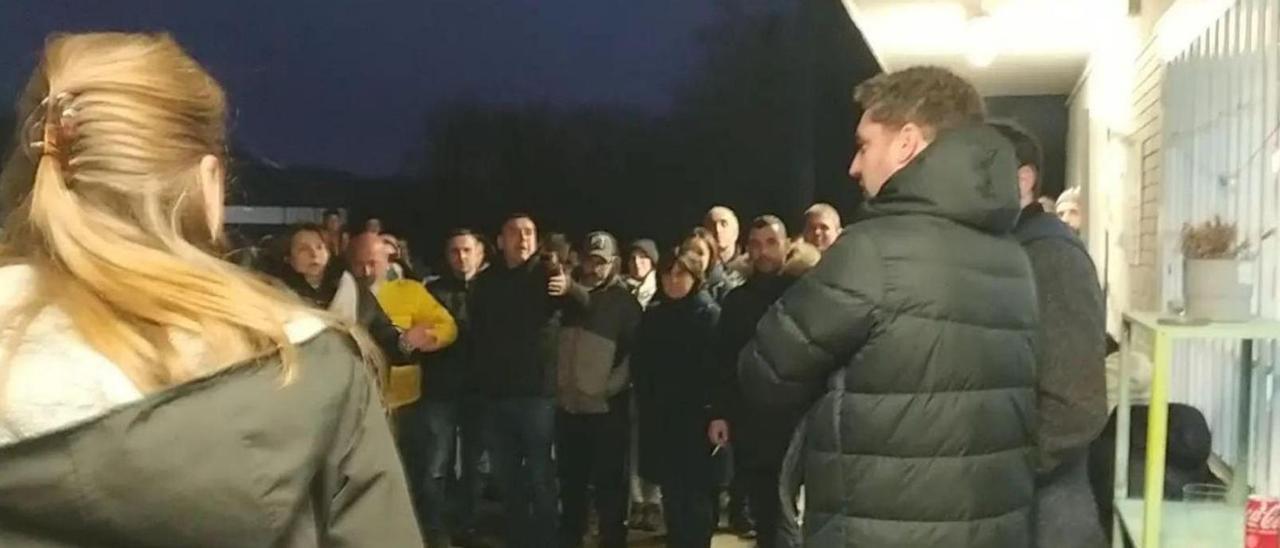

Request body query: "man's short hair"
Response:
[322, 208, 341, 218]
[1057, 187, 1081, 208]
[854, 66, 986, 139]
[503, 212, 535, 229]
[988, 121, 1044, 195]
[704, 205, 738, 226]
[446, 227, 481, 242]
[750, 215, 787, 237]
[804, 203, 839, 220]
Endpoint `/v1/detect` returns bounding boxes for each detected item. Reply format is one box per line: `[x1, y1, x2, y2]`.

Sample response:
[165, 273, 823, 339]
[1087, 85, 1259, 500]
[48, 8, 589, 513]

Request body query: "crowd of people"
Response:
[253, 198, 840, 548]
[0, 31, 1110, 548]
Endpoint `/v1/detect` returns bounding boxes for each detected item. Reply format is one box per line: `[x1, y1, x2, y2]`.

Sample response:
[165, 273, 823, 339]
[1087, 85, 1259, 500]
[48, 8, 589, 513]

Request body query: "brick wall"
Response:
[1132, 36, 1165, 312]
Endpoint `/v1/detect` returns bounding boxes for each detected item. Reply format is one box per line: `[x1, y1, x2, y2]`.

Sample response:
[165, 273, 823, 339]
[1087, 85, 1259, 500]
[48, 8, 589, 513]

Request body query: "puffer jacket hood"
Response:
[859, 125, 1022, 235]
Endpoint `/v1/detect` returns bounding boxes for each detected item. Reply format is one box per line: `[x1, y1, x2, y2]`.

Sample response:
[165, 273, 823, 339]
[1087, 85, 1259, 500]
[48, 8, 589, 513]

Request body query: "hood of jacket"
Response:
[857, 124, 1022, 235]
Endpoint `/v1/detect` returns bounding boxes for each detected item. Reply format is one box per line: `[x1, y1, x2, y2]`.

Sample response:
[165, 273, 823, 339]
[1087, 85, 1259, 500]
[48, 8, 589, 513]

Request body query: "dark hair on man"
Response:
[322, 208, 341, 218]
[750, 215, 788, 237]
[440, 227, 481, 247]
[988, 121, 1044, 196]
[854, 66, 986, 139]
[503, 212, 536, 229]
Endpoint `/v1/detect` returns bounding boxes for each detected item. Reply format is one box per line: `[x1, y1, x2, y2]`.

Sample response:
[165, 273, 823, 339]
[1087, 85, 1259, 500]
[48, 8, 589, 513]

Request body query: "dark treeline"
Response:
[2, 0, 880, 269]
[403, 0, 878, 264]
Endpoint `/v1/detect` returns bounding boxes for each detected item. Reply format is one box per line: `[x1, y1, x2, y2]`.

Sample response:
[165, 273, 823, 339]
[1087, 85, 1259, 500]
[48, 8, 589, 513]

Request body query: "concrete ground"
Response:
[627, 530, 755, 547]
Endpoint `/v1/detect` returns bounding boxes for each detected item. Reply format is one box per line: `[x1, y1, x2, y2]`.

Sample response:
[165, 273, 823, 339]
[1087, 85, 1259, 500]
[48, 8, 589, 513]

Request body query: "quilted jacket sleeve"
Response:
[738, 230, 883, 409]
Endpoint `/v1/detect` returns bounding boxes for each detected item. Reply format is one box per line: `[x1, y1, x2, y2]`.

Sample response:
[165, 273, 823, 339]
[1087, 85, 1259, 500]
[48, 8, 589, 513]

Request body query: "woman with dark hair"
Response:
[680, 228, 733, 303]
[278, 223, 405, 361]
[634, 252, 721, 548]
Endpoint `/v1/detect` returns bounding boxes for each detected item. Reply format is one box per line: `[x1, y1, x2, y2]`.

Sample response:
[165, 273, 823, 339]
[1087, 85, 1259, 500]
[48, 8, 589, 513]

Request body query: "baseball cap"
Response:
[584, 231, 619, 260]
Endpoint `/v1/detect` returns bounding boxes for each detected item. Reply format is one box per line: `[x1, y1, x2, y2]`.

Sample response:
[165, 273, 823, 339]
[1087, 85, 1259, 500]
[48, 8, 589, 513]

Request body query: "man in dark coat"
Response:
[469, 213, 578, 548]
[991, 121, 1108, 548]
[739, 66, 1040, 547]
[420, 228, 487, 546]
[555, 231, 642, 548]
[708, 215, 807, 548]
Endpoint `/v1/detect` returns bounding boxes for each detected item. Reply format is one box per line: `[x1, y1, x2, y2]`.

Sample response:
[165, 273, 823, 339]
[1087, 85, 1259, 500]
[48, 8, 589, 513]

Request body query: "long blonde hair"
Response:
[0, 33, 357, 392]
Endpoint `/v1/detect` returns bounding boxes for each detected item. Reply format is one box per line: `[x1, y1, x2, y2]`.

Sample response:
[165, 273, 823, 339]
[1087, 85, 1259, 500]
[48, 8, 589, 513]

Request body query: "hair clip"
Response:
[24, 92, 79, 163]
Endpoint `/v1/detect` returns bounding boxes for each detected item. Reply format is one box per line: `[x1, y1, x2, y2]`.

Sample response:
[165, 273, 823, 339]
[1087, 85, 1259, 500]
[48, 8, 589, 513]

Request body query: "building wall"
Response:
[1133, 37, 1167, 315]
[1066, 0, 1176, 330]
[1071, 0, 1280, 494]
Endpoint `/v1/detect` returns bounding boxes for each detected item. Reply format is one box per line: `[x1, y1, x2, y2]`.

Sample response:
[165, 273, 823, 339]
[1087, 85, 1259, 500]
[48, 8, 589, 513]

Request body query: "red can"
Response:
[1247, 495, 1280, 548]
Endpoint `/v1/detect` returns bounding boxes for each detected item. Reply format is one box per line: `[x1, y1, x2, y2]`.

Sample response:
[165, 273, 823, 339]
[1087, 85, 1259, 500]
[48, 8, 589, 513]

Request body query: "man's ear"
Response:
[893, 123, 929, 166]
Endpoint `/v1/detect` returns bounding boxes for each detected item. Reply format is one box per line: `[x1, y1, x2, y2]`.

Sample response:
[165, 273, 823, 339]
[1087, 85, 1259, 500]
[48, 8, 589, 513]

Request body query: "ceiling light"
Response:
[966, 14, 999, 68]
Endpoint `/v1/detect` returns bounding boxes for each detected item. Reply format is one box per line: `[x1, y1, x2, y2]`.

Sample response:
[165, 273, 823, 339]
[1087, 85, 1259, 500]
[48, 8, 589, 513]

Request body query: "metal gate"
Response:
[1161, 0, 1280, 493]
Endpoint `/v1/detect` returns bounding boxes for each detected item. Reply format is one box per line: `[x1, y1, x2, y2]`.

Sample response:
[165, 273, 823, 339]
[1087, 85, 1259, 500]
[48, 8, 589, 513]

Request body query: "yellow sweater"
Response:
[373, 279, 458, 348]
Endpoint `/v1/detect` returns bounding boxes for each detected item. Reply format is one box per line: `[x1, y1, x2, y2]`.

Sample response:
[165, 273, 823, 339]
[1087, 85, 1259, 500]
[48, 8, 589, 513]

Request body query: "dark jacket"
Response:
[279, 265, 405, 363]
[711, 273, 803, 472]
[634, 290, 720, 484]
[424, 272, 475, 400]
[1016, 203, 1108, 547]
[556, 277, 642, 414]
[740, 126, 1039, 547]
[1015, 203, 1107, 474]
[0, 329, 424, 548]
[470, 256, 567, 398]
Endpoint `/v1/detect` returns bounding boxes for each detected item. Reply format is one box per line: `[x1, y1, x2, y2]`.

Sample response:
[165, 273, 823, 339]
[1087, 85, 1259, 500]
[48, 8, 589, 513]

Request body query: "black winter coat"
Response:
[424, 273, 475, 400]
[278, 265, 405, 363]
[740, 126, 1040, 547]
[711, 273, 803, 472]
[1014, 203, 1106, 475]
[470, 257, 566, 398]
[634, 290, 720, 485]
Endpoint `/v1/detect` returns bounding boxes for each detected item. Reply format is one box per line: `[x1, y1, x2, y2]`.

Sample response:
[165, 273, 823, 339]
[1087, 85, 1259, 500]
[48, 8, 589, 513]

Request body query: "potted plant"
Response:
[1180, 217, 1273, 321]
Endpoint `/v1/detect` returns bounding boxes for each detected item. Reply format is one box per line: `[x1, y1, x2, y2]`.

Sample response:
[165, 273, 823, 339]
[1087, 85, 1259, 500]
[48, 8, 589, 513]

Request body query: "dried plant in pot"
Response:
[1179, 217, 1274, 321]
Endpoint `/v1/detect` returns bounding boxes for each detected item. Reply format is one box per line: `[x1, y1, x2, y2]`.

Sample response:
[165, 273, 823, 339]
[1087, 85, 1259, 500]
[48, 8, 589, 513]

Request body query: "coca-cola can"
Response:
[1246, 495, 1280, 548]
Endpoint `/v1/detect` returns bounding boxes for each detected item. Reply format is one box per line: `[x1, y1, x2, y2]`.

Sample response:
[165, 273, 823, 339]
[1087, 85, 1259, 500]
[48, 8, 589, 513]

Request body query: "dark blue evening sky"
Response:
[0, 0, 719, 176]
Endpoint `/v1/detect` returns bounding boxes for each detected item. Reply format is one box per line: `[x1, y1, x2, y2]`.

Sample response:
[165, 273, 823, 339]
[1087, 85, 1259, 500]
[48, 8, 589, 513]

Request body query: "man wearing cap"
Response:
[554, 231, 643, 548]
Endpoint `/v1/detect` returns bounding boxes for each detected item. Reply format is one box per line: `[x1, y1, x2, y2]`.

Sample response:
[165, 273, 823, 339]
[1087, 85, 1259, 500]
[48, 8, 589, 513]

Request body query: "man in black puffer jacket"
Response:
[992, 122, 1107, 548]
[739, 66, 1039, 547]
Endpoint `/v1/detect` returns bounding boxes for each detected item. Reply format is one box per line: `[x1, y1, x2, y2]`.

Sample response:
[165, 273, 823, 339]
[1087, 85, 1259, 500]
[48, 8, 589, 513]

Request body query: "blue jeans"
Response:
[489, 397, 557, 548]
[400, 400, 459, 542]
[456, 396, 491, 530]
[662, 478, 713, 548]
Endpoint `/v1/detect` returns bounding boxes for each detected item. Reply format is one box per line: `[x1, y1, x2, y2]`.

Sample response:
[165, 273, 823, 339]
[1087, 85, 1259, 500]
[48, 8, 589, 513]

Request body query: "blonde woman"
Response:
[0, 33, 422, 547]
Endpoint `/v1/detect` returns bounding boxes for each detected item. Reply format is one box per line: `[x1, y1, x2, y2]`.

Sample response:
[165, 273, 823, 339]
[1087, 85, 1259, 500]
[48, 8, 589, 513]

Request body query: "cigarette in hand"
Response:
[711, 444, 722, 456]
